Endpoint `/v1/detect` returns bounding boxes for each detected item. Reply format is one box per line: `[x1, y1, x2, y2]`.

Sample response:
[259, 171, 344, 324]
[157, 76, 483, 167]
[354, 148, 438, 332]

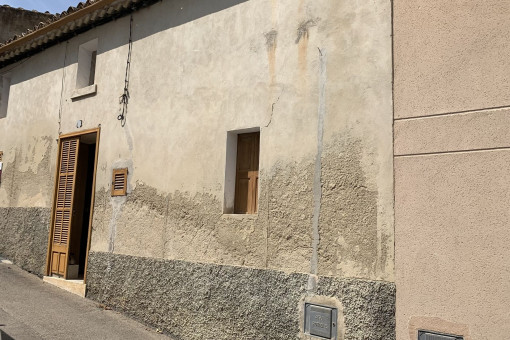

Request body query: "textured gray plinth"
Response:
[0, 207, 50, 276]
[86, 252, 395, 340]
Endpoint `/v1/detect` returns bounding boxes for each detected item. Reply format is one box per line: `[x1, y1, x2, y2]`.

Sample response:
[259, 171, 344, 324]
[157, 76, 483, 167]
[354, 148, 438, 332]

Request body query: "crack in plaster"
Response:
[108, 197, 126, 253]
[266, 87, 285, 128]
[309, 47, 327, 292]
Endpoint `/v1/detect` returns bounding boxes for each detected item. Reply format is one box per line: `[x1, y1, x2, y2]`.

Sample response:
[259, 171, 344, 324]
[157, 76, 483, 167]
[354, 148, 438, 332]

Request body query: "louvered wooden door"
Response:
[50, 138, 80, 278]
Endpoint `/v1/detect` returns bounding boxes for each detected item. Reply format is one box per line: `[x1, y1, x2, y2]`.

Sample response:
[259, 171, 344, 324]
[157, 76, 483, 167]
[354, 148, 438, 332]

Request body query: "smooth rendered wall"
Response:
[394, 1, 510, 339]
[1, 0, 394, 338]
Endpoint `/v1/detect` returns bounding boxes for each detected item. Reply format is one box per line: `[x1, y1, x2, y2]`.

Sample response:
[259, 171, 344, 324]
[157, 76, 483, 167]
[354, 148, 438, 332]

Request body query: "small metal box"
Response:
[304, 303, 338, 339]
[418, 330, 463, 340]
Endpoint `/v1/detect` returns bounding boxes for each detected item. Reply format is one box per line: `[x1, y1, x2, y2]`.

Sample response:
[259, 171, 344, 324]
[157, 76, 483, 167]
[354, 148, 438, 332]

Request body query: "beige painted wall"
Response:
[394, 0, 510, 339]
[0, 0, 393, 281]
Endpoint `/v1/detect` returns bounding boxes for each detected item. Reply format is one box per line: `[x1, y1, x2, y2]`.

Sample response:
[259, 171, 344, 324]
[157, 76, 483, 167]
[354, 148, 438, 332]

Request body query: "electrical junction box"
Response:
[418, 330, 464, 340]
[304, 303, 338, 339]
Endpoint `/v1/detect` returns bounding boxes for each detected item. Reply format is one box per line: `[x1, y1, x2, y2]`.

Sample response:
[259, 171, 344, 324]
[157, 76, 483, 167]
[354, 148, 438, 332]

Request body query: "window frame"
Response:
[72, 39, 98, 100]
[233, 132, 260, 214]
[223, 128, 261, 215]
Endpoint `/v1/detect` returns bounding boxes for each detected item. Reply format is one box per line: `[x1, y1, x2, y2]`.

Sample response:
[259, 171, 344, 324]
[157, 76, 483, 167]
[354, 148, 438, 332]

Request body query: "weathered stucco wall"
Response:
[0, 0, 394, 337]
[0, 44, 63, 274]
[71, 0, 393, 282]
[394, 1, 510, 339]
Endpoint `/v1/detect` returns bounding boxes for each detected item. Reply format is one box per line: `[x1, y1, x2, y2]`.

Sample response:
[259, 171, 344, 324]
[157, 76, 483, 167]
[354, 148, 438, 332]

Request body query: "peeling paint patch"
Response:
[91, 161, 316, 273]
[265, 162, 314, 273]
[90, 136, 387, 281]
[318, 138, 379, 278]
[2, 137, 55, 207]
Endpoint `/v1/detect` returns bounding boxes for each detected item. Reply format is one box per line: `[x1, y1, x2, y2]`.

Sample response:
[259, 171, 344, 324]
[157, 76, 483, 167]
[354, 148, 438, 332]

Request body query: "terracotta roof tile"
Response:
[1, 0, 100, 46]
[0, 5, 54, 46]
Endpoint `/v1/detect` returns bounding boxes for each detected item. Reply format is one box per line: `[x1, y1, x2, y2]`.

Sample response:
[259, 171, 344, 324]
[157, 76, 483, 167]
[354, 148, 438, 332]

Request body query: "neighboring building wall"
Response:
[394, 1, 510, 339]
[0, 6, 53, 43]
[0, 0, 394, 338]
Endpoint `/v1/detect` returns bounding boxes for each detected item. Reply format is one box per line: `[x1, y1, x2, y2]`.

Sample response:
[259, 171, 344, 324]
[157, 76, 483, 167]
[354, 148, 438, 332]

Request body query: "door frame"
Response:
[45, 127, 101, 283]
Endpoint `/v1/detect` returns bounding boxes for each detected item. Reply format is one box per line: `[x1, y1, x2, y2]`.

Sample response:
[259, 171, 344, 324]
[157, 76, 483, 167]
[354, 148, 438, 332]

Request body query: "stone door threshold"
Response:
[43, 276, 86, 298]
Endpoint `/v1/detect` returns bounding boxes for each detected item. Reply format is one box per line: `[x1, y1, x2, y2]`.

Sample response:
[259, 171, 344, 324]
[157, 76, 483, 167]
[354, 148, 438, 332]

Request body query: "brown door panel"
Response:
[49, 138, 80, 278]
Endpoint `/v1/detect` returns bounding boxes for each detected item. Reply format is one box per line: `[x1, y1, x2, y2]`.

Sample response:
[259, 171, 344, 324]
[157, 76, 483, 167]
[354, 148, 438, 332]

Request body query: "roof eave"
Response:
[0, 0, 157, 69]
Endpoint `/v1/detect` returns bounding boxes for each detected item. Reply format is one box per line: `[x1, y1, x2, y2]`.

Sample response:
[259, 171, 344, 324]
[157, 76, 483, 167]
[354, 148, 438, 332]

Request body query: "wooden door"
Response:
[234, 132, 260, 214]
[50, 138, 80, 278]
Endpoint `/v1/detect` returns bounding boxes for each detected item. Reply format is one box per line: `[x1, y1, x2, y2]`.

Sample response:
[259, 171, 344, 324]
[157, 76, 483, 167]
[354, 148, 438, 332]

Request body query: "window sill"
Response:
[71, 84, 97, 100]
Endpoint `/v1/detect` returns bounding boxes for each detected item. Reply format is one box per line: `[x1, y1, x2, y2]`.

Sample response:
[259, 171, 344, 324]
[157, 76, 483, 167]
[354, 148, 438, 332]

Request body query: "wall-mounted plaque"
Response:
[304, 303, 338, 339]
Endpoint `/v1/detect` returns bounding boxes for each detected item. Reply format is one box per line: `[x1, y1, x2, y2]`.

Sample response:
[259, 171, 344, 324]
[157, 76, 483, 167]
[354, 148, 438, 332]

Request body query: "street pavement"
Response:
[0, 260, 169, 340]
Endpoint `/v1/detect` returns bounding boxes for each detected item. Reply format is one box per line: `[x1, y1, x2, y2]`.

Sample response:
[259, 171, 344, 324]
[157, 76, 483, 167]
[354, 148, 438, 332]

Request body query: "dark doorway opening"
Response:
[67, 133, 96, 280]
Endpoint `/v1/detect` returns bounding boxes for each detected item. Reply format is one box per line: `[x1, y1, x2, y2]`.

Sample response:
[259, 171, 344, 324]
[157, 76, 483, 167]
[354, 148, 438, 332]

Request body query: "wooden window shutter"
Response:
[234, 132, 260, 214]
[112, 168, 128, 196]
[51, 138, 80, 277]
[0, 151, 3, 161]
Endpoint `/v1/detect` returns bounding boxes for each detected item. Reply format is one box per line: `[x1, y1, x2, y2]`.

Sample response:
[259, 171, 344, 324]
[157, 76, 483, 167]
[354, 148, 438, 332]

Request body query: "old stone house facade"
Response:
[0, 0, 508, 339]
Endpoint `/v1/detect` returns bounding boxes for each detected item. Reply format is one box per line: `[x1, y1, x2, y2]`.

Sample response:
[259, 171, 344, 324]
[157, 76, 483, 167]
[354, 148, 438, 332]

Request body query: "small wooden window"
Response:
[234, 132, 260, 214]
[111, 168, 128, 196]
[0, 151, 3, 161]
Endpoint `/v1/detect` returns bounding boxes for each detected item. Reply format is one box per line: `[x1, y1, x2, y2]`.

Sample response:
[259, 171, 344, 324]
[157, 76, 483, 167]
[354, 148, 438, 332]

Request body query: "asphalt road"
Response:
[0, 260, 168, 340]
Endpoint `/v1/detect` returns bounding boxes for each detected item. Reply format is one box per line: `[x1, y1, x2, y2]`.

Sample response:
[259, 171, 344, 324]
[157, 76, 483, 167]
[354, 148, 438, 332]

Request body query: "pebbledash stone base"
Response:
[0, 207, 50, 276]
[86, 252, 395, 340]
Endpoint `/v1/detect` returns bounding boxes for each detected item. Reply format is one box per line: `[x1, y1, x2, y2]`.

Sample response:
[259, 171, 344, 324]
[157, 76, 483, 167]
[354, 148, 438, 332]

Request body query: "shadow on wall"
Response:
[7, 0, 248, 85]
